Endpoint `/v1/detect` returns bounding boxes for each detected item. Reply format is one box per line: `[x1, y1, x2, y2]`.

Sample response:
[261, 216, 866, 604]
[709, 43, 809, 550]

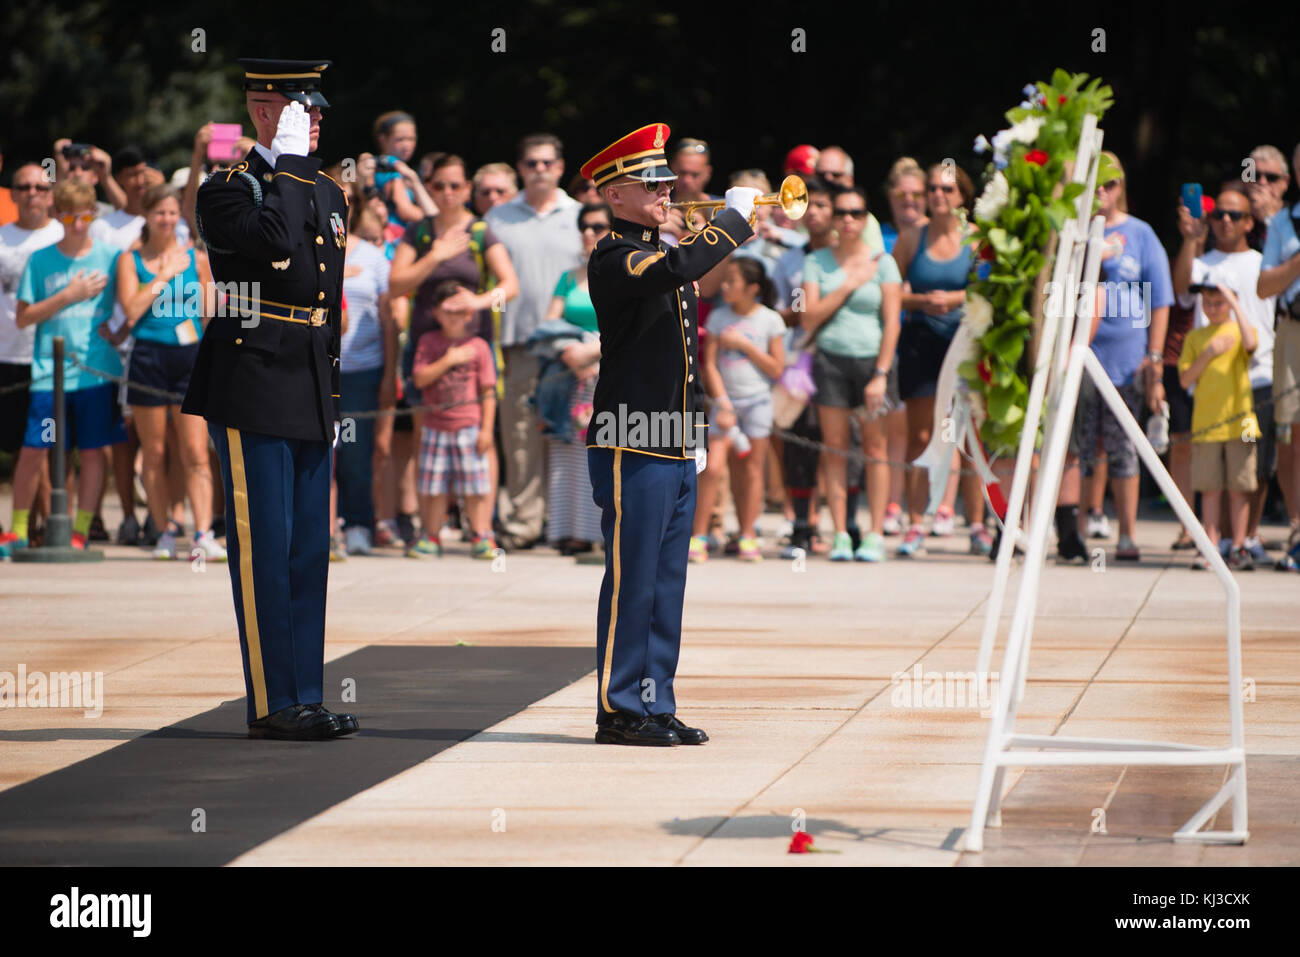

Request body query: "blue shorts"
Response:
[127, 338, 199, 407]
[23, 383, 128, 450]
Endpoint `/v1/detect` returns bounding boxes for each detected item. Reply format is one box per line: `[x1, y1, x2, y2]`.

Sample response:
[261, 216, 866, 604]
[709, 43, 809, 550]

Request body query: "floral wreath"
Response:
[960, 69, 1116, 455]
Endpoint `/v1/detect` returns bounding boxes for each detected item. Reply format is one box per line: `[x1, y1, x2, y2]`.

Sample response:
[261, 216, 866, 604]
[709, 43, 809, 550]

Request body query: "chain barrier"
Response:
[3, 350, 1291, 482]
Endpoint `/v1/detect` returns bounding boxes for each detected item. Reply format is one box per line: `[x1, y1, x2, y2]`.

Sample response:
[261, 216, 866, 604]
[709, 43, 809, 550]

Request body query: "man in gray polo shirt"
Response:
[485, 133, 583, 549]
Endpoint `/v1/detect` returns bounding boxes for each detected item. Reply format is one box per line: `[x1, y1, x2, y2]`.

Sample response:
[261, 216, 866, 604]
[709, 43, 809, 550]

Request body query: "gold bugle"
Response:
[667, 175, 808, 232]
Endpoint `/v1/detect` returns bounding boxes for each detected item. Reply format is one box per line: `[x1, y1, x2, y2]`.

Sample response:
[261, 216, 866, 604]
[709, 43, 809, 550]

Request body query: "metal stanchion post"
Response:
[14, 336, 104, 563]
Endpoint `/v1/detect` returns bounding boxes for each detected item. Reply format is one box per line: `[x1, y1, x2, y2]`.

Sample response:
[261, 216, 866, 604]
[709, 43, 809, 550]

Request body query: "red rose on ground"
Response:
[789, 831, 815, 853]
[1025, 150, 1049, 167]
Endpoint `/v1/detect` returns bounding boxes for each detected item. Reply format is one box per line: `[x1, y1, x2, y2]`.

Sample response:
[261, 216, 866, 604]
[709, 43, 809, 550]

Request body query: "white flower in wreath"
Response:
[963, 291, 994, 338]
[1008, 115, 1044, 145]
[974, 171, 1009, 222]
[968, 389, 987, 424]
[973, 134, 991, 155]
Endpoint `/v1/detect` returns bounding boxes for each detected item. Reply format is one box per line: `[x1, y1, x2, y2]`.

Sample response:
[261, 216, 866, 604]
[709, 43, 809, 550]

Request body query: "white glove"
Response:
[270, 102, 311, 163]
[723, 186, 762, 222]
[333, 421, 340, 448]
[694, 446, 707, 475]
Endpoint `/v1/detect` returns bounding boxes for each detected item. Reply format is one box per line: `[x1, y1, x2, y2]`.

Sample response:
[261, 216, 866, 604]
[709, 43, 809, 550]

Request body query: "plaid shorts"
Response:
[418, 425, 491, 496]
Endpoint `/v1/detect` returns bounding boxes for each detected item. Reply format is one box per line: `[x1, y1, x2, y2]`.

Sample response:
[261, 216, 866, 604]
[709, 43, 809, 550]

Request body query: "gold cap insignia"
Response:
[271, 258, 290, 270]
[653, 125, 665, 149]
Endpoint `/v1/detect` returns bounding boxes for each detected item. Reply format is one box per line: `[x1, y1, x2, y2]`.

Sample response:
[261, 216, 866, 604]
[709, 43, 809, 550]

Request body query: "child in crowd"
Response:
[408, 280, 498, 559]
[1, 180, 124, 556]
[1177, 279, 1259, 570]
[690, 258, 785, 563]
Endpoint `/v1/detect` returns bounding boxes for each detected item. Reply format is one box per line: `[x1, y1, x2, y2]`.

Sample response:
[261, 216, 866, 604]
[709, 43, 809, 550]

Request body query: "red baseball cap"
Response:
[784, 144, 819, 177]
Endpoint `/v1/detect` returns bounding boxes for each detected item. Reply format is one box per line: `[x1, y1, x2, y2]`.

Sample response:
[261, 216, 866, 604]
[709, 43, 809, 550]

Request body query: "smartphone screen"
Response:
[207, 124, 244, 163]
[1181, 182, 1203, 219]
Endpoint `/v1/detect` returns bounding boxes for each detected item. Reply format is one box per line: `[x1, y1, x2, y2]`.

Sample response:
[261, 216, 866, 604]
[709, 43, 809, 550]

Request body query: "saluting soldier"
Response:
[581, 123, 761, 746]
[182, 59, 357, 740]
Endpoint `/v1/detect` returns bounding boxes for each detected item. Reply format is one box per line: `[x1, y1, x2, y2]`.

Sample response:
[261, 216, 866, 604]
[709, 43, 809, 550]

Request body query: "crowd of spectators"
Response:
[2, 123, 1300, 575]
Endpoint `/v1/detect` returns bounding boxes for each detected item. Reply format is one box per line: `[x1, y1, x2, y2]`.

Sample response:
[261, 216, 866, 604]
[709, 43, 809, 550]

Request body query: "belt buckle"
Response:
[309, 307, 327, 326]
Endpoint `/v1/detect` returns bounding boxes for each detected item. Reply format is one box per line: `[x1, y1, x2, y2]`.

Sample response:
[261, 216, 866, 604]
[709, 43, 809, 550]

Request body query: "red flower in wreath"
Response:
[789, 831, 815, 853]
[977, 358, 993, 385]
[978, 243, 995, 262]
[1024, 149, 1050, 167]
[1058, 95, 1068, 104]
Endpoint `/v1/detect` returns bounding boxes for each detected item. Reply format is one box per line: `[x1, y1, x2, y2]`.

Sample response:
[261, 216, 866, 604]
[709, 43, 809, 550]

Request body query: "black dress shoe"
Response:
[651, 713, 708, 745]
[307, 704, 359, 736]
[248, 704, 342, 740]
[595, 712, 679, 746]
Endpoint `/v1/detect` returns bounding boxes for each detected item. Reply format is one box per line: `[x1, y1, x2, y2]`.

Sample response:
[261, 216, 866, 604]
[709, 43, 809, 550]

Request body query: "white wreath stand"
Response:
[964, 115, 1249, 852]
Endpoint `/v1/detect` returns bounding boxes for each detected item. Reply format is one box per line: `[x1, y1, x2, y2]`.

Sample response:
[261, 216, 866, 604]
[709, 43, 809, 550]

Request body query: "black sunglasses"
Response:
[833, 207, 868, 219]
[580, 221, 610, 233]
[12, 183, 52, 192]
[1257, 171, 1286, 184]
[1209, 209, 1249, 222]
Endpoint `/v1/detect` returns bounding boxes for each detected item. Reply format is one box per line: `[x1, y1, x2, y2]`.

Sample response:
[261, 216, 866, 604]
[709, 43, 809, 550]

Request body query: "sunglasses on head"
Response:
[1209, 209, 1249, 222]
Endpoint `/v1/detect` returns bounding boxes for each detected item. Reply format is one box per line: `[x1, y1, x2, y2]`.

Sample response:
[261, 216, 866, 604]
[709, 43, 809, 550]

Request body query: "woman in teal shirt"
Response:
[800, 185, 902, 563]
[113, 184, 222, 562]
[542, 202, 607, 555]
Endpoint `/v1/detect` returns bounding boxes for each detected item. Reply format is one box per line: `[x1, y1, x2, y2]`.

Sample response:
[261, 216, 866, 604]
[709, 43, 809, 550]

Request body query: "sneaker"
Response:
[71, 532, 88, 550]
[344, 525, 373, 556]
[329, 534, 348, 562]
[855, 531, 886, 562]
[688, 535, 709, 563]
[1057, 528, 1088, 563]
[1217, 537, 1232, 559]
[406, 535, 441, 558]
[970, 525, 994, 556]
[1115, 534, 1140, 561]
[774, 519, 794, 543]
[846, 525, 862, 552]
[737, 536, 762, 562]
[395, 513, 417, 548]
[193, 530, 228, 562]
[723, 533, 740, 556]
[116, 514, 141, 546]
[472, 535, 500, 560]
[829, 531, 854, 562]
[87, 514, 109, 542]
[1275, 547, 1300, 572]
[1229, 546, 1255, 572]
[897, 527, 926, 558]
[140, 514, 160, 548]
[374, 519, 403, 548]
[1243, 536, 1270, 565]
[152, 531, 177, 560]
[780, 527, 812, 560]
[0, 533, 27, 559]
[930, 506, 955, 537]
[1086, 510, 1110, 538]
[881, 502, 904, 536]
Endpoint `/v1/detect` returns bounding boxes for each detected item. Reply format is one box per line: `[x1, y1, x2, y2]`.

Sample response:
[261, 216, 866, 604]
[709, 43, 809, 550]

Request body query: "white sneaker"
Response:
[193, 530, 228, 562]
[344, 525, 372, 556]
[152, 531, 177, 560]
[1086, 511, 1110, 538]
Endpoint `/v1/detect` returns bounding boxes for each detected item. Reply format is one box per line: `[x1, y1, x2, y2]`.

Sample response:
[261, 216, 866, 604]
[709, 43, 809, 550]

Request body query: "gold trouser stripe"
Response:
[598, 449, 623, 714]
[227, 428, 269, 719]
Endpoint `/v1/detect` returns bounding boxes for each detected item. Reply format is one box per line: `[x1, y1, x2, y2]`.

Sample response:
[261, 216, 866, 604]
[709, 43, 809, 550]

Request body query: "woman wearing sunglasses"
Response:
[541, 202, 610, 557]
[1067, 151, 1173, 564]
[891, 162, 990, 557]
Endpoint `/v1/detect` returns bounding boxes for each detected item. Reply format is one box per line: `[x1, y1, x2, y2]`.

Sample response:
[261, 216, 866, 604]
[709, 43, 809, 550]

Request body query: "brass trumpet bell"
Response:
[668, 174, 808, 233]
